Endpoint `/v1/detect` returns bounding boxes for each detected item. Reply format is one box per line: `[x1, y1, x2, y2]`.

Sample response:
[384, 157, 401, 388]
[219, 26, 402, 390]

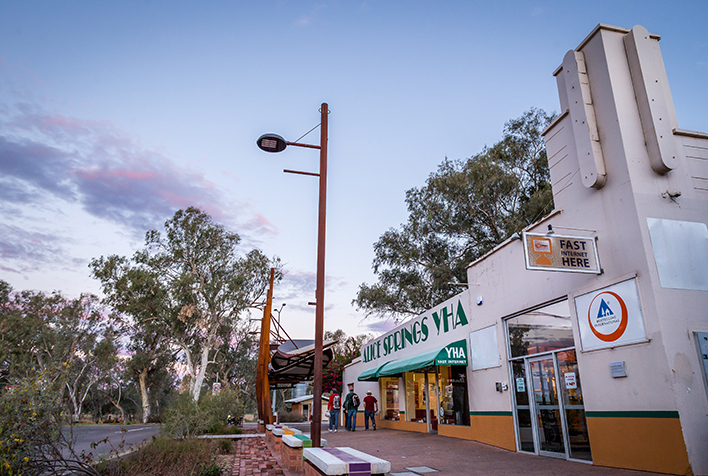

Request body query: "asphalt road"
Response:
[66, 424, 161, 460]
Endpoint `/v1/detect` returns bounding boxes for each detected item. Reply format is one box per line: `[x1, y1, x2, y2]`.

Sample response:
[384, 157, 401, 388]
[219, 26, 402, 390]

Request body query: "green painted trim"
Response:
[586, 410, 680, 419]
[398, 410, 405, 414]
[469, 411, 513, 417]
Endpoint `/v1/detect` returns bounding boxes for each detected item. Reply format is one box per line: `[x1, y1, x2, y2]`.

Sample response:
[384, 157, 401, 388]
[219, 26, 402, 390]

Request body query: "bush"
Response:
[96, 437, 218, 476]
[277, 411, 307, 423]
[217, 439, 232, 455]
[162, 389, 245, 438]
[0, 374, 98, 476]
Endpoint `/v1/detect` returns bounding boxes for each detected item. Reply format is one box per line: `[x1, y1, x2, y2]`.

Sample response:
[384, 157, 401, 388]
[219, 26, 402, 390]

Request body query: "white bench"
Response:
[303, 447, 390, 476]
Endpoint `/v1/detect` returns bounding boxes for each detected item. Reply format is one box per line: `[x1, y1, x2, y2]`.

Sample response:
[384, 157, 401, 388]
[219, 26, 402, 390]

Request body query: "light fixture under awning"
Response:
[356, 339, 468, 381]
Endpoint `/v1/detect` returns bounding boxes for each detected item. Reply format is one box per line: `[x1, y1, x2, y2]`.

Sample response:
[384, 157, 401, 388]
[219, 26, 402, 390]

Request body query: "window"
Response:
[380, 377, 400, 421]
[438, 365, 470, 426]
[506, 300, 574, 358]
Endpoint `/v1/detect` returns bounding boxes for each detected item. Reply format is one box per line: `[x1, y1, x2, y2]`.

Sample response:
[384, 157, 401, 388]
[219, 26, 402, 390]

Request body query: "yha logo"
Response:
[445, 346, 466, 360]
[432, 300, 469, 336]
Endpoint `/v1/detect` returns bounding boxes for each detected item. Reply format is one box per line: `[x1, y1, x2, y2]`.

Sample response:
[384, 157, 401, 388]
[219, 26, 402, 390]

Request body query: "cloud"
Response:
[0, 102, 280, 238]
[0, 223, 74, 273]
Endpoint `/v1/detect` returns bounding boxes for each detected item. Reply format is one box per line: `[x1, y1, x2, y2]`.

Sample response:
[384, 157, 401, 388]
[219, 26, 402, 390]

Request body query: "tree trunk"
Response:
[190, 346, 211, 402]
[137, 369, 151, 423]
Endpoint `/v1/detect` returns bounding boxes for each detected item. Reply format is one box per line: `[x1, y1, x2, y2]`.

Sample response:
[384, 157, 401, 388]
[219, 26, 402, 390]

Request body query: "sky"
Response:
[1, 1, 706, 340]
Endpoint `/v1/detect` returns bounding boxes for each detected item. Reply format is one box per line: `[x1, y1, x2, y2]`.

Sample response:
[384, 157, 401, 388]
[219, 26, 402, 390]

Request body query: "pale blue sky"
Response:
[1, 1, 706, 338]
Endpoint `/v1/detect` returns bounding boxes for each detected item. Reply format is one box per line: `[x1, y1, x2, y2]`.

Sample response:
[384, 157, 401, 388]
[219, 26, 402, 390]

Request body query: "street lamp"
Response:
[257, 103, 329, 448]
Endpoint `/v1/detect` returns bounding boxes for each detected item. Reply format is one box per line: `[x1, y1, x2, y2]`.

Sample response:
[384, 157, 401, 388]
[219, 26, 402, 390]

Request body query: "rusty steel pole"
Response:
[311, 103, 328, 447]
[256, 268, 275, 424]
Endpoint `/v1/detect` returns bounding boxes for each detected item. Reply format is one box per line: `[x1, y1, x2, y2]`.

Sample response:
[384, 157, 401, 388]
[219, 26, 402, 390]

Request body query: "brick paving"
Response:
[232, 435, 288, 476]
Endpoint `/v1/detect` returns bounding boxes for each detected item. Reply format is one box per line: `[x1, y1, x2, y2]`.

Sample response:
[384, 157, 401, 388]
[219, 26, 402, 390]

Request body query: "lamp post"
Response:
[257, 103, 328, 447]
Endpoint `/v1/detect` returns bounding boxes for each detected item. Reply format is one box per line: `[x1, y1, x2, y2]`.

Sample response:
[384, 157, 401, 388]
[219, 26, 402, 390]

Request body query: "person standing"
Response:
[363, 390, 378, 430]
[327, 388, 341, 433]
[344, 384, 360, 431]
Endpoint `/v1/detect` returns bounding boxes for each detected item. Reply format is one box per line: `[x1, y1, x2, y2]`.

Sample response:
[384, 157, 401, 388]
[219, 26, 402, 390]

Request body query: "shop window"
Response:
[439, 365, 470, 426]
[405, 371, 438, 428]
[506, 300, 574, 358]
[380, 377, 400, 421]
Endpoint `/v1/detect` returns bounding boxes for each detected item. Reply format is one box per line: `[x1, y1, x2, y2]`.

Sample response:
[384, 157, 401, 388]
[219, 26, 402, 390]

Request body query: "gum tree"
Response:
[92, 207, 279, 403]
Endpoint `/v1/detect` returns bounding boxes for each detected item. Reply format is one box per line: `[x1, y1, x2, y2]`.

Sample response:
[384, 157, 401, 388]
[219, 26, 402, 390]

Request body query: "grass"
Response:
[96, 436, 226, 476]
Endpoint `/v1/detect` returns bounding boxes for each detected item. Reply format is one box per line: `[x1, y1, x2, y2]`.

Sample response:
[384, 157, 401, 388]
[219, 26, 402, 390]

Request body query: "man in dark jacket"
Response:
[343, 384, 360, 431]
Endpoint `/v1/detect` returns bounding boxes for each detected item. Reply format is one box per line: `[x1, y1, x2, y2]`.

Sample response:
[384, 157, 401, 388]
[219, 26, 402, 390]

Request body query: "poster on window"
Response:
[574, 278, 647, 351]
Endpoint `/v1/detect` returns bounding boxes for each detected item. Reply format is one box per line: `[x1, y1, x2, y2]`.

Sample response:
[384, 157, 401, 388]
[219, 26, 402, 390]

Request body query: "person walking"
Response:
[327, 388, 341, 433]
[363, 390, 378, 430]
[344, 384, 360, 431]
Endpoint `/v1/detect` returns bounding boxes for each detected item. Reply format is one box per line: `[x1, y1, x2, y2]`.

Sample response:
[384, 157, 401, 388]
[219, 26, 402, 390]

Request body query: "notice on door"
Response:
[523, 232, 601, 274]
[574, 278, 647, 351]
[564, 372, 577, 389]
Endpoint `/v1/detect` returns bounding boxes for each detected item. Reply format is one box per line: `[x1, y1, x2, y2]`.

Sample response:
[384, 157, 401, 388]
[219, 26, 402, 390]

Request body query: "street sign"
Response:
[523, 232, 600, 274]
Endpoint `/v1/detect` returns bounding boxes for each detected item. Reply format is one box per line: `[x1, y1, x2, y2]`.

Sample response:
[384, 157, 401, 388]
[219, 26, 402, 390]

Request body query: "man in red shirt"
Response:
[363, 390, 378, 430]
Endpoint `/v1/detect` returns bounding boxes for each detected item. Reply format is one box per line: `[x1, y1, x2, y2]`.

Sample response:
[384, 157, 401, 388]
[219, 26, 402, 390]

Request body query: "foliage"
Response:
[0, 374, 99, 476]
[354, 108, 555, 320]
[217, 439, 232, 455]
[277, 411, 307, 423]
[322, 330, 372, 393]
[162, 389, 243, 438]
[96, 436, 219, 476]
[91, 207, 281, 405]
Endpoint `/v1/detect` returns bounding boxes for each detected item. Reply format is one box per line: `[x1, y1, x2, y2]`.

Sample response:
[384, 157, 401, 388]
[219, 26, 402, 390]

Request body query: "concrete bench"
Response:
[303, 447, 390, 476]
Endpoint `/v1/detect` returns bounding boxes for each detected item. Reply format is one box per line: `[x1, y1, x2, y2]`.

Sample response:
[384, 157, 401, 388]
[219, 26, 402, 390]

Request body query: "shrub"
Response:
[217, 439, 232, 455]
[0, 374, 98, 476]
[277, 411, 307, 423]
[96, 437, 217, 476]
[162, 389, 245, 438]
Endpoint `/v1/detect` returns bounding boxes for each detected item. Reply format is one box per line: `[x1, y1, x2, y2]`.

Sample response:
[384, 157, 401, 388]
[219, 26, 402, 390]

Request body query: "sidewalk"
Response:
[320, 427, 665, 476]
[234, 423, 666, 476]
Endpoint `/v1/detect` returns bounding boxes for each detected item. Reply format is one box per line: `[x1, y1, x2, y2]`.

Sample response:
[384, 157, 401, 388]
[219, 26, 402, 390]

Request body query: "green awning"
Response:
[357, 363, 387, 382]
[358, 340, 468, 381]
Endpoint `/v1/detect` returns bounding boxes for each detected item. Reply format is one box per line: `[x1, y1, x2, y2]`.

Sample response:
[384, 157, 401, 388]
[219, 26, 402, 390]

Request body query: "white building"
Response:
[343, 24, 708, 475]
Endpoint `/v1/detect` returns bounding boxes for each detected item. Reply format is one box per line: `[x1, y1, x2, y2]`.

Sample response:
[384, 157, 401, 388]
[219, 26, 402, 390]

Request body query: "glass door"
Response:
[557, 350, 592, 461]
[528, 356, 565, 457]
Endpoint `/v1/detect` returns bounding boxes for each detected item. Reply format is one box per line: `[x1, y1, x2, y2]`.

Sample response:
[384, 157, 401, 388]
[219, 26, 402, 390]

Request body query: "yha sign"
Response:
[362, 298, 470, 363]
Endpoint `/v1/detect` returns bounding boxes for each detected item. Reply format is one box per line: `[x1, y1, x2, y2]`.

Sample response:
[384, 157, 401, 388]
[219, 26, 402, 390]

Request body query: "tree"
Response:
[322, 330, 372, 393]
[90, 257, 176, 422]
[354, 109, 555, 321]
[92, 207, 280, 403]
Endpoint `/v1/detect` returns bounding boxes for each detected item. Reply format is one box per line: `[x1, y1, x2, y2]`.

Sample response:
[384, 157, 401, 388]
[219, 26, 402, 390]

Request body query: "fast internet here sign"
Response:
[523, 232, 601, 274]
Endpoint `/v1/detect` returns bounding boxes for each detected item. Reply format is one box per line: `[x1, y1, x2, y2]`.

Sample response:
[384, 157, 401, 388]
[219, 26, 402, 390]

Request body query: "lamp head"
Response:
[257, 133, 288, 153]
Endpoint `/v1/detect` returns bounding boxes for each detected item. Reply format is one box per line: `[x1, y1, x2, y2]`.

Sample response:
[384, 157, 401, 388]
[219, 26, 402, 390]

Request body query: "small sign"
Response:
[610, 361, 627, 378]
[523, 232, 601, 274]
[212, 382, 221, 395]
[516, 377, 526, 393]
[564, 372, 577, 389]
[575, 278, 647, 351]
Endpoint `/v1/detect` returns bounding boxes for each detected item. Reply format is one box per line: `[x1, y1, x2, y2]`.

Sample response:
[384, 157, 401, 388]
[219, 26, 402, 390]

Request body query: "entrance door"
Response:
[528, 356, 565, 457]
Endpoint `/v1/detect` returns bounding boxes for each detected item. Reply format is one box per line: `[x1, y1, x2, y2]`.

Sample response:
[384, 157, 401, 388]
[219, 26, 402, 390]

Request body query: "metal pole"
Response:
[256, 268, 275, 424]
[311, 103, 328, 447]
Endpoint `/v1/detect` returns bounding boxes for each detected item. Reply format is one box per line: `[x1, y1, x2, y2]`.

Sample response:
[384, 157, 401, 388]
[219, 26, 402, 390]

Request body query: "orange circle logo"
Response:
[587, 291, 628, 342]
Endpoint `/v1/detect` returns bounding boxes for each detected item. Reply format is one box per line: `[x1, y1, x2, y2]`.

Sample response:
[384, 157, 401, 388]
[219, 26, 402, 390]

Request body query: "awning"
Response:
[357, 363, 388, 382]
[357, 339, 468, 381]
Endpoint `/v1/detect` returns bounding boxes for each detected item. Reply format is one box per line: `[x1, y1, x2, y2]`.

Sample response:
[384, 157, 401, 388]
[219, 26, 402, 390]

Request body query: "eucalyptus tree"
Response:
[355, 108, 555, 321]
[92, 207, 280, 403]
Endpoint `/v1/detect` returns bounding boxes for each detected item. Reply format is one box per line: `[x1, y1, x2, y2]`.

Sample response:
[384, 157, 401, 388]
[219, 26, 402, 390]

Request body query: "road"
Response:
[66, 424, 161, 460]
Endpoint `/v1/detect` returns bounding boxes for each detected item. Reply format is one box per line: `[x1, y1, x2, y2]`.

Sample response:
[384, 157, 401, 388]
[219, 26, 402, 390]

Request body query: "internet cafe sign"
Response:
[574, 278, 647, 351]
[523, 232, 600, 274]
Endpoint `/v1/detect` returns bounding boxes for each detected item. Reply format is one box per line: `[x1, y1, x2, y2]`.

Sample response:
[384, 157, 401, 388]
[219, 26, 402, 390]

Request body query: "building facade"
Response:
[342, 24, 708, 475]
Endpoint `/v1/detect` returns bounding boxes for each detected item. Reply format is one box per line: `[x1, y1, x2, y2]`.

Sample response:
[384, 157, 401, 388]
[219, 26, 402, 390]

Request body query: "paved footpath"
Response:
[322, 427, 665, 476]
[232, 424, 666, 476]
